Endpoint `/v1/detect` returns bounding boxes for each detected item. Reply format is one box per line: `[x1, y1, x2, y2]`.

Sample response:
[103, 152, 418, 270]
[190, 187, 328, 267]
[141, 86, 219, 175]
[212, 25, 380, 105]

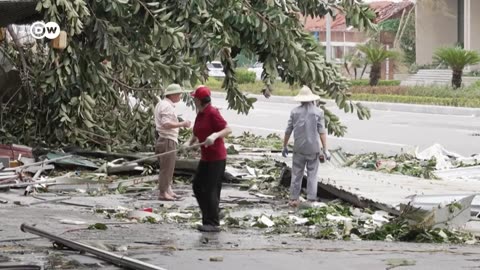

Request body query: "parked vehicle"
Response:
[207, 61, 225, 78]
[248, 62, 284, 81]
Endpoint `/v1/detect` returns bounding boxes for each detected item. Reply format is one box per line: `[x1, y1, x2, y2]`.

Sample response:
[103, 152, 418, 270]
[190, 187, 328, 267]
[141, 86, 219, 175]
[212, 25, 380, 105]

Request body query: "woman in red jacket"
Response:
[188, 86, 232, 232]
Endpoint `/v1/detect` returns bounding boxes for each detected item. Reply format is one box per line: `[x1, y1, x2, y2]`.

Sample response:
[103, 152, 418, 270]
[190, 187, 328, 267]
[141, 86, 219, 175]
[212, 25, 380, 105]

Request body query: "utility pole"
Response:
[326, 13, 332, 63]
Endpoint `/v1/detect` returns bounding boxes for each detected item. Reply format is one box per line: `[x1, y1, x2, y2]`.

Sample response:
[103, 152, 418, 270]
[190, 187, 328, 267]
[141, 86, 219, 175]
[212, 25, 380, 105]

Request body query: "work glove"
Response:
[282, 147, 289, 157]
[204, 132, 219, 147]
[323, 149, 331, 161]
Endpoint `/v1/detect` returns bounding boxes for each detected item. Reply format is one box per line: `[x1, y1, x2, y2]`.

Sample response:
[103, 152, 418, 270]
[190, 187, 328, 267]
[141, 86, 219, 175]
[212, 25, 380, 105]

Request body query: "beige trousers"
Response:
[155, 137, 177, 193]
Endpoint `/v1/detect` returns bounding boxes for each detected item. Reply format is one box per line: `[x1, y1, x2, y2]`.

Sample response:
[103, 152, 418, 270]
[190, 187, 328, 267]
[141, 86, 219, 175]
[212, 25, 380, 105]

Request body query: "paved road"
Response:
[176, 97, 480, 156]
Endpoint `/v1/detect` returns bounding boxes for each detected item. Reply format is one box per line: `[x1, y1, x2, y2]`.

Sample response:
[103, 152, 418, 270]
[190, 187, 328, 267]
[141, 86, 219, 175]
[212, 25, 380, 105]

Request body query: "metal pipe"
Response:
[124, 142, 206, 165]
[20, 224, 167, 270]
[326, 13, 332, 63]
[14, 196, 72, 206]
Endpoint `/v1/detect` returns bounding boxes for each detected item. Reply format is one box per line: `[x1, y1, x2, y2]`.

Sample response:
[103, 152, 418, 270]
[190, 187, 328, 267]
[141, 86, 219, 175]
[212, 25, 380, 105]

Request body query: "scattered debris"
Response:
[96, 158, 144, 174]
[60, 220, 88, 225]
[46, 153, 99, 170]
[225, 132, 284, 151]
[345, 152, 437, 179]
[127, 210, 162, 223]
[253, 215, 275, 228]
[416, 144, 480, 170]
[384, 258, 416, 270]
[88, 223, 108, 230]
[209, 256, 224, 262]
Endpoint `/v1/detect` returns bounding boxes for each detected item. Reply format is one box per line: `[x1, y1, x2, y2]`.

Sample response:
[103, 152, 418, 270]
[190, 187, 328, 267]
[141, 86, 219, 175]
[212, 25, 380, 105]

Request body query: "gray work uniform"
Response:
[285, 102, 327, 200]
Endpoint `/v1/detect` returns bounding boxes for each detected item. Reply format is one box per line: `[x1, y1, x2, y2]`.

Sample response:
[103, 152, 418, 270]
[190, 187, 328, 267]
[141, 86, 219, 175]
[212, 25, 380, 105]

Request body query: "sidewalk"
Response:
[211, 92, 480, 117]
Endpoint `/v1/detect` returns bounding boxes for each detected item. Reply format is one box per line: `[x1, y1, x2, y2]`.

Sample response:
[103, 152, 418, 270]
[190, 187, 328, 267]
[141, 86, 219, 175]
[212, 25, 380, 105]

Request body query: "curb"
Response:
[210, 92, 480, 117]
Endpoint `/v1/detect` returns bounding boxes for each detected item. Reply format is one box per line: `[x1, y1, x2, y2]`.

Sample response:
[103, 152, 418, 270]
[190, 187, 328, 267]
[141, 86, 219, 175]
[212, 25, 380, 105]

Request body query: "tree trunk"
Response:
[360, 63, 367, 79]
[344, 62, 351, 77]
[369, 63, 381, 86]
[452, 69, 463, 89]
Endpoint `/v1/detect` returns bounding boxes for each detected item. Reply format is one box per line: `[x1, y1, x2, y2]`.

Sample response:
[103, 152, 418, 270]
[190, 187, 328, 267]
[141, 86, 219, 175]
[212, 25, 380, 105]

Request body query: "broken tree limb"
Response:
[20, 224, 168, 270]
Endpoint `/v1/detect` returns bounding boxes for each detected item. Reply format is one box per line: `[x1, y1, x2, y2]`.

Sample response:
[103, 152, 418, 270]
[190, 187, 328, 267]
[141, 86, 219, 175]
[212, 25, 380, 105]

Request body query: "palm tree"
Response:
[434, 47, 480, 89]
[343, 52, 366, 80]
[357, 42, 399, 86]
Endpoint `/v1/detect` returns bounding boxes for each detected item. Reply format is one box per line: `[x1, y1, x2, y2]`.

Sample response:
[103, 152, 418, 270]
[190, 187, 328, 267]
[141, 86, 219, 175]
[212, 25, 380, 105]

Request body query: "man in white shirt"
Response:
[155, 84, 191, 201]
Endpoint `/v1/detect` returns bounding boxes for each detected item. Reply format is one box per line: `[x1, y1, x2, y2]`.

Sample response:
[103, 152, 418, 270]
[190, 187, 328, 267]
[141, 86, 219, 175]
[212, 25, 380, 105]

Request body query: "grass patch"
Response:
[350, 93, 480, 108]
[206, 78, 299, 96]
[205, 78, 480, 108]
[350, 79, 401, 86]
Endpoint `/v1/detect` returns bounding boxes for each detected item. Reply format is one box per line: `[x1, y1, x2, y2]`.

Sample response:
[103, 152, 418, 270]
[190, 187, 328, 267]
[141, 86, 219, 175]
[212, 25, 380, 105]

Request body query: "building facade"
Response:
[304, 1, 413, 62]
[416, 0, 480, 65]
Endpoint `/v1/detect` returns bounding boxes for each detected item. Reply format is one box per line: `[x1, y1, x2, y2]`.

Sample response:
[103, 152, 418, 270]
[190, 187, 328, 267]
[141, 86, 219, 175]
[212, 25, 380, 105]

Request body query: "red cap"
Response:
[191, 86, 211, 99]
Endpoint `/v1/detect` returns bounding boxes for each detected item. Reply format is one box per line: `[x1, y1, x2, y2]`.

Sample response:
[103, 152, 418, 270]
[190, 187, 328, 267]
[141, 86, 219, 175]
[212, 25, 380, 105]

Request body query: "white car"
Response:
[248, 62, 284, 81]
[207, 61, 225, 78]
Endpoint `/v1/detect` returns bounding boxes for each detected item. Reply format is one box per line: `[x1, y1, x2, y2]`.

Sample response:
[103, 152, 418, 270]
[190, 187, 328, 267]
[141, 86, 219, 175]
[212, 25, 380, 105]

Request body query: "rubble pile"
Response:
[1, 136, 480, 268]
[345, 144, 480, 179]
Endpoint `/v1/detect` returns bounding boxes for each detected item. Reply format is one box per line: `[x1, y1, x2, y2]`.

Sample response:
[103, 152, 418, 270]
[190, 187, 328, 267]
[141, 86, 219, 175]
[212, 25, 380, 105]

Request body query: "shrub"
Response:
[350, 80, 401, 87]
[350, 86, 408, 95]
[236, 68, 256, 84]
[351, 93, 480, 108]
[434, 47, 480, 89]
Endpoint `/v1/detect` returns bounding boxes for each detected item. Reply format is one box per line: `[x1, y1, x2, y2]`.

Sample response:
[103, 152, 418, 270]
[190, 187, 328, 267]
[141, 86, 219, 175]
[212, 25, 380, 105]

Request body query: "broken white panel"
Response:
[407, 193, 480, 215]
[431, 195, 475, 229]
[60, 219, 88, 225]
[435, 166, 480, 182]
[326, 214, 352, 222]
[257, 215, 275, 227]
[166, 212, 193, 219]
[403, 195, 475, 229]
[225, 166, 252, 179]
[289, 215, 309, 225]
[415, 144, 463, 170]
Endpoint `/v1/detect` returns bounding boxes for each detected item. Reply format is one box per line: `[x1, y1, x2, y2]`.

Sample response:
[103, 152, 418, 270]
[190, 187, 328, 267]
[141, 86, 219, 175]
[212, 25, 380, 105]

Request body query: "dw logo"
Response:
[30, 21, 61, 40]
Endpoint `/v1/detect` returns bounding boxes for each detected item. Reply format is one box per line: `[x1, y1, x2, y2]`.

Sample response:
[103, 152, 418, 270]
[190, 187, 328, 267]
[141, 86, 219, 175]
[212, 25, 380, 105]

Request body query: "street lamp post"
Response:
[326, 12, 332, 63]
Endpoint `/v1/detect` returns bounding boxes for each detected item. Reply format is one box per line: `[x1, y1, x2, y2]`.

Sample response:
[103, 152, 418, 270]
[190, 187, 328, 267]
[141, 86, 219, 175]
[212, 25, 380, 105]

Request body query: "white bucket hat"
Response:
[164, 84, 186, 96]
[293, 86, 320, 102]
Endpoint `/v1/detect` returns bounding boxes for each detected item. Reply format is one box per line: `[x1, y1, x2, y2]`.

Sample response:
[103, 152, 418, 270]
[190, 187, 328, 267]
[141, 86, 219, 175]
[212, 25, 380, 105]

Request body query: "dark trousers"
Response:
[193, 160, 226, 226]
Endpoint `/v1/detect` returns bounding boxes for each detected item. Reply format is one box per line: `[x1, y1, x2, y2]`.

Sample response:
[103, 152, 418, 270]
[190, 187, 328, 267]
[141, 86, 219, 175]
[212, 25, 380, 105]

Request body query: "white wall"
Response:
[416, 0, 458, 65]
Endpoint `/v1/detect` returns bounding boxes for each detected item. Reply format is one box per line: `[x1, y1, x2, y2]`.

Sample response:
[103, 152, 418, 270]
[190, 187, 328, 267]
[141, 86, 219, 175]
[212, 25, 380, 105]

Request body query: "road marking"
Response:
[228, 124, 409, 147]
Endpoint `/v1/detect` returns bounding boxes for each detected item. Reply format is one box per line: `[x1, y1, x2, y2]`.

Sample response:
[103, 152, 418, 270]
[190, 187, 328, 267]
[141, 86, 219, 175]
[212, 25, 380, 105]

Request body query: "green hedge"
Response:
[350, 79, 401, 86]
[351, 93, 480, 108]
[236, 68, 256, 84]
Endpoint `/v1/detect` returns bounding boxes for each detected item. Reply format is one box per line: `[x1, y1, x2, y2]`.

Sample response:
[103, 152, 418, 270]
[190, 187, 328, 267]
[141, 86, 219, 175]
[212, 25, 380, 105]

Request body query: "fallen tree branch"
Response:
[6, 25, 30, 74]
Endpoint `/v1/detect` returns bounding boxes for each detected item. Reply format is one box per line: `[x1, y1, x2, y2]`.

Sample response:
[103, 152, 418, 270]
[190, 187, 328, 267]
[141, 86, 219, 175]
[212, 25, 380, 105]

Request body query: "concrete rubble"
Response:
[0, 136, 480, 269]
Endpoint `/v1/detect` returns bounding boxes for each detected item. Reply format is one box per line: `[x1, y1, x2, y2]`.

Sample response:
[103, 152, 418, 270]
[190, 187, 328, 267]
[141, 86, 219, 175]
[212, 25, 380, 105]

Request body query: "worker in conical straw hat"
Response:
[282, 85, 330, 207]
[154, 84, 191, 201]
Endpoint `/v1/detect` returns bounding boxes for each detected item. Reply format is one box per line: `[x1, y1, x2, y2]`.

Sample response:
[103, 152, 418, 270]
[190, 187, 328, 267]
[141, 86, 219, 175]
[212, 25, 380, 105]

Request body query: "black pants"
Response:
[193, 160, 226, 226]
